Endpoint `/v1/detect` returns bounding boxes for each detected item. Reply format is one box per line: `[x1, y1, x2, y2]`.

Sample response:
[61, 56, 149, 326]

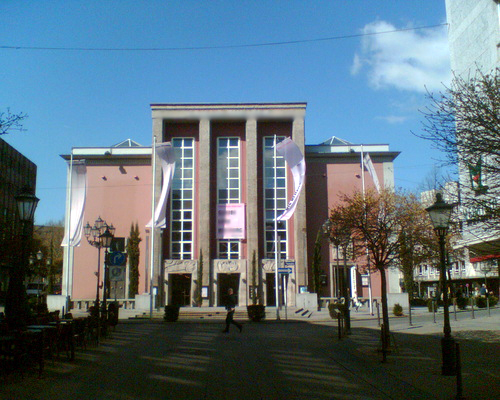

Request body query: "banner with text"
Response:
[216, 203, 246, 239]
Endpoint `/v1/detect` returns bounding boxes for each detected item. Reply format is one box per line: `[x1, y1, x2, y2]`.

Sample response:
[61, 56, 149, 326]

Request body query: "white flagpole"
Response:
[274, 135, 280, 320]
[150, 136, 157, 318]
[361, 145, 374, 315]
[64, 149, 74, 315]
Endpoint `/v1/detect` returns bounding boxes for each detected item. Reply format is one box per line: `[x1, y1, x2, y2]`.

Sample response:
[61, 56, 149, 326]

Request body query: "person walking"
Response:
[222, 288, 243, 333]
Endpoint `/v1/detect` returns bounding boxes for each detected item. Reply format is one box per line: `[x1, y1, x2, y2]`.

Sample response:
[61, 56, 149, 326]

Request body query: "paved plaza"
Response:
[1, 307, 499, 400]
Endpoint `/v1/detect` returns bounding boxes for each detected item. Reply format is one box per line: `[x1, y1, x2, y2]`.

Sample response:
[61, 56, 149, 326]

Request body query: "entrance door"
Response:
[218, 274, 240, 306]
[266, 273, 276, 306]
[170, 274, 192, 306]
[266, 273, 287, 306]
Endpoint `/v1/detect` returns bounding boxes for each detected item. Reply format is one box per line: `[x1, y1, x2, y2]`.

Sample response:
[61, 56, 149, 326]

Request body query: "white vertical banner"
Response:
[363, 153, 381, 193]
[275, 137, 306, 221]
[148, 142, 175, 229]
[61, 160, 87, 247]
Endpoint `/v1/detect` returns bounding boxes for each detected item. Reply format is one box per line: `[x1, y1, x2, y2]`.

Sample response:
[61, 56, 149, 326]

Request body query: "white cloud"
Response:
[352, 21, 451, 93]
[376, 115, 408, 124]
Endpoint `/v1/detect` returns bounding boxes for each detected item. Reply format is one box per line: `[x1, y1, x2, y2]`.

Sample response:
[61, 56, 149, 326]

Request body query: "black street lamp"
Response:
[99, 226, 114, 316]
[84, 218, 115, 325]
[5, 187, 39, 329]
[426, 192, 456, 376]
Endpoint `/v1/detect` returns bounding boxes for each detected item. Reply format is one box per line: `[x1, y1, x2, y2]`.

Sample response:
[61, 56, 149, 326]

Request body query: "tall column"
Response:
[292, 117, 307, 289]
[246, 118, 259, 279]
[151, 117, 164, 305]
[198, 119, 212, 303]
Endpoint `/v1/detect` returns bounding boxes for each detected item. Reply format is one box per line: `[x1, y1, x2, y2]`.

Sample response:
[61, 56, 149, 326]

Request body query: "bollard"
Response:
[433, 300, 436, 323]
[409, 303, 412, 326]
[337, 313, 342, 340]
[455, 343, 463, 399]
[471, 298, 475, 319]
[487, 297, 490, 317]
[454, 301, 457, 321]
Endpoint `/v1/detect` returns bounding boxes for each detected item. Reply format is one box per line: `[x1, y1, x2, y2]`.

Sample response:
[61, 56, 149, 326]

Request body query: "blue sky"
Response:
[1, 0, 450, 225]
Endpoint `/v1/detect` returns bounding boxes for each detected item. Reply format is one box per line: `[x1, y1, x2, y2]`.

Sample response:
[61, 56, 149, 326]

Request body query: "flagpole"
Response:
[64, 149, 74, 315]
[150, 136, 157, 318]
[361, 145, 374, 315]
[274, 135, 280, 320]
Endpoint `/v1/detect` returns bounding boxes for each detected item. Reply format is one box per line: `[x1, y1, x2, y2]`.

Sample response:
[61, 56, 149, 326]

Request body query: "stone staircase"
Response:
[130, 306, 317, 321]
[178, 308, 248, 321]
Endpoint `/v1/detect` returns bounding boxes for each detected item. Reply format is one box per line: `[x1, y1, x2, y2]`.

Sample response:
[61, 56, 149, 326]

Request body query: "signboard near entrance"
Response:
[279, 260, 294, 274]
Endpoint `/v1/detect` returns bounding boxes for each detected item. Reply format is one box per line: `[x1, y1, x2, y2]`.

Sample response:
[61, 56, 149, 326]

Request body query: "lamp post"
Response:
[426, 192, 456, 376]
[5, 187, 39, 329]
[84, 218, 115, 323]
[100, 226, 115, 317]
[46, 256, 53, 294]
[29, 250, 45, 306]
[323, 220, 340, 298]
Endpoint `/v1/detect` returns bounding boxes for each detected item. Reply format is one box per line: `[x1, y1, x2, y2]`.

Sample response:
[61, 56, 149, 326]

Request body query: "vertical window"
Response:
[263, 136, 287, 260]
[170, 138, 195, 260]
[217, 137, 240, 259]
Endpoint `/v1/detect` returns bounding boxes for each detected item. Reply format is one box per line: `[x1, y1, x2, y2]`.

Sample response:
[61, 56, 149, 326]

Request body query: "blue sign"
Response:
[278, 267, 293, 274]
[109, 251, 126, 266]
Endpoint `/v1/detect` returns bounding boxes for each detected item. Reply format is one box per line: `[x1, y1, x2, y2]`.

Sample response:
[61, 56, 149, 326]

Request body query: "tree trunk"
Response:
[379, 265, 391, 349]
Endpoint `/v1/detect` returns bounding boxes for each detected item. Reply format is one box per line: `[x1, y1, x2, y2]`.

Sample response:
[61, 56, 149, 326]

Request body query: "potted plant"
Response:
[247, 304, 265, 322]
[164, 305, 180, 322]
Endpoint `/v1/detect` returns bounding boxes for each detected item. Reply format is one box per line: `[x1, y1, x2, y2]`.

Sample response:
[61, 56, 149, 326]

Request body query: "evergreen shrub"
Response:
[393, 303, 403, 316]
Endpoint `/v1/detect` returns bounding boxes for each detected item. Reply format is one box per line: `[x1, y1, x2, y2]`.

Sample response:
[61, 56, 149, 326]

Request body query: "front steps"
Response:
[130, 306, 315, 321]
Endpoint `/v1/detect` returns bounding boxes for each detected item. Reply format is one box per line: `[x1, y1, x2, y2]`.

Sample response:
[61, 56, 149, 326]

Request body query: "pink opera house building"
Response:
[57, 103, 401, 313]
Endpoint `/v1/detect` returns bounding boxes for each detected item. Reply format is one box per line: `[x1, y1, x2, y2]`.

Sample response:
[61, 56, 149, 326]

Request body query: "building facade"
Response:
[0, 137, 37, 306]
[61, 103, 403, 311]
[305, 136, 400, 302]
[446, 0, 500, 76]
[151, 103, 307, 308]
[60, 140, 152, 308]
[444, 0, 500, 295]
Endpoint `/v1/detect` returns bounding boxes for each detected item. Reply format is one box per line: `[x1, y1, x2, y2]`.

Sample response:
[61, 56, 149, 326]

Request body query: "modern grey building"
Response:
[445, 0, 500, 294]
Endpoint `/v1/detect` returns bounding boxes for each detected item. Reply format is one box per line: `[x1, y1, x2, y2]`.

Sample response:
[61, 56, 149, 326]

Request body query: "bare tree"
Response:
[415, 69, 500, 239]
[0, 108, 28, 135]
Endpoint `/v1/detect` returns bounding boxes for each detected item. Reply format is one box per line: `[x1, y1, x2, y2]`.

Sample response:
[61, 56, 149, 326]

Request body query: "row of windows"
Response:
[217, 137, 241, 259]
[168, 136, 289, 261]
[263, 137, 287, 260]
[170, 138, 195, 260]
[417, 262, 466, 276]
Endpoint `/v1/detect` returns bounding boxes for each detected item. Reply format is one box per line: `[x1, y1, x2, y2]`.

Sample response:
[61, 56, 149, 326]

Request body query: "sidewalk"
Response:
[1, 307, 498, 399]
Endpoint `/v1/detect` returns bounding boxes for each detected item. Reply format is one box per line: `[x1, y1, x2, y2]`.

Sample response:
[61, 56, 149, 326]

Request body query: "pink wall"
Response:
[305, 157, 388, 298]
[72, 163, 152, 299]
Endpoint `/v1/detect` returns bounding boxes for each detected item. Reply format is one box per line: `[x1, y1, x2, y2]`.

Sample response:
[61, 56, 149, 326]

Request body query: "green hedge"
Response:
[475, 295, 498, 308]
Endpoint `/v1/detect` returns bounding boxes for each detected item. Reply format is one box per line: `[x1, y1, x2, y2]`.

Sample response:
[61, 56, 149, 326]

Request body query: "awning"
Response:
[469, 254, 500, 263]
